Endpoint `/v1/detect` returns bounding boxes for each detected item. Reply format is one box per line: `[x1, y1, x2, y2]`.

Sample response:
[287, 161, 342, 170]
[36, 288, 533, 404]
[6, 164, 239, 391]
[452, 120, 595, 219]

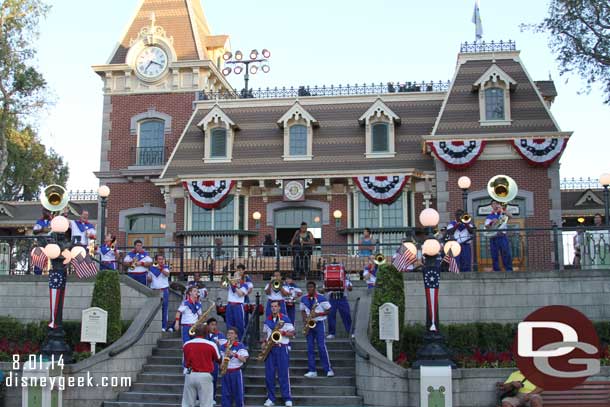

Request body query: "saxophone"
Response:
[257, 318, 284, 362]
[220, 344, 232, 376]
[188, 302, 216, 336]
[302, 297, 318, 335]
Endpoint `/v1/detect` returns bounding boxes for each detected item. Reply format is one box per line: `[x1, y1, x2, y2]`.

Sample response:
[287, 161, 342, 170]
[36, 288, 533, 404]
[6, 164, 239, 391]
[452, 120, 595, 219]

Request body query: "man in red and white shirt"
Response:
[182, 324, 220, 407]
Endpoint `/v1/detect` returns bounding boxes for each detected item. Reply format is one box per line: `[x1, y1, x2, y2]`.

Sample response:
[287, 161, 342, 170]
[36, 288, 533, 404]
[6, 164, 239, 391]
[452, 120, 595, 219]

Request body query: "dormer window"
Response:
[198, 105, 238, 163]
[278, 102, 318, 160]
[474, 64, 517, 126]
[359, 98, 400, 158]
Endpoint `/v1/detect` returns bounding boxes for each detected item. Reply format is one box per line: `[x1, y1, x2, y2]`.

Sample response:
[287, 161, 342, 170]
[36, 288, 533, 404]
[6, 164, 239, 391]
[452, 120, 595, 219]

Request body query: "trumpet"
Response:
[221, 274, 241, 288]
[152, 261, 159, 268]
[460, 213, 472, 224]
[87, 240, 95, 257]
[128, 256, 138, 271]
[272, 278, 282, 291]
[373, 253, 386, 266]
[302, 298, 318, 335]
[257, 319, 284, 362]
[189, 302, 215, 336]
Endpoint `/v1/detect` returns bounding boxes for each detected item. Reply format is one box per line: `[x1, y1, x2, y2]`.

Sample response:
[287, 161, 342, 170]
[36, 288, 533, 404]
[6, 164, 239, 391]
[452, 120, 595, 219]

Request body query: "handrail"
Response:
[109, 298, 160, 357]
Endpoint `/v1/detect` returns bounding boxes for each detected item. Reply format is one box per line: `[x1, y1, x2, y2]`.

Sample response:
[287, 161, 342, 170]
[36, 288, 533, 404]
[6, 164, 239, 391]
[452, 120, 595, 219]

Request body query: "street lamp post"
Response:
[222, 49, 271, 98]
[458, 176, 471, 213]
[98, 185, 110, 244]
[600, 173, 610, 226]
[412, 208, 456, 368]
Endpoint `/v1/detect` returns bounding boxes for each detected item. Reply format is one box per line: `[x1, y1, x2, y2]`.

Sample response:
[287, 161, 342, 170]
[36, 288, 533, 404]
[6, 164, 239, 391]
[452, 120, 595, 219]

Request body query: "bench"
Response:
[496, 381, 610, 407]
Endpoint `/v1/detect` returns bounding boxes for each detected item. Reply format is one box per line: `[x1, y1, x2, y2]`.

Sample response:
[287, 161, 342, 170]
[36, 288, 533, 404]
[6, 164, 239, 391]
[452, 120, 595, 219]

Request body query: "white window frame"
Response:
[277, 102, 317, 161]
[474, 64, 517, 126]
[359, 98, 400, 158]
[186, 197, 238, 247]
[197, 104, 238, 163]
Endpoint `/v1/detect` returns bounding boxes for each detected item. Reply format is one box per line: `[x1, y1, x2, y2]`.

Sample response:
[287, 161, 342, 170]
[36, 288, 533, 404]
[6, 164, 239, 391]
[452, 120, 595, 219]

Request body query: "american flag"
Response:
[71, 253, 98, 279]
[31, 247, 48, 272]
[393, 246, 417, 271]
[443, 254, 460, 274]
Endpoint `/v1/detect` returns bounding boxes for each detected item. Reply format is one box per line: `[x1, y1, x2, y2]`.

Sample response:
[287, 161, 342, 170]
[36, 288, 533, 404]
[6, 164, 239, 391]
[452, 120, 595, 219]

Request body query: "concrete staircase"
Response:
[103, 333, 363, 407]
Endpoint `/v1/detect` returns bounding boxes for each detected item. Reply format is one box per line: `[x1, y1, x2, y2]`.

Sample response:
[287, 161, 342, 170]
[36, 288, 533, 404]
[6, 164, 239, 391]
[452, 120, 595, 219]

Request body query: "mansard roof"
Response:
[108, 0, 224, 64]
[160, 96, 442, 181]
[432, 56, 560, 136]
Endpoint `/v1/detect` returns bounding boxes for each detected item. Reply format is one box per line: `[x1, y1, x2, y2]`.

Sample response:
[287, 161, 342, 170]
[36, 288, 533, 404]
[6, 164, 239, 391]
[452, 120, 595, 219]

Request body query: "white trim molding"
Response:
[130, 109, 172, 135]
[197, 104, 238, 163]
[118, 204, 166, 232]
[277, 102, 318, 161]
[473, 64, 517, 126]
[359, 98, 400, 158]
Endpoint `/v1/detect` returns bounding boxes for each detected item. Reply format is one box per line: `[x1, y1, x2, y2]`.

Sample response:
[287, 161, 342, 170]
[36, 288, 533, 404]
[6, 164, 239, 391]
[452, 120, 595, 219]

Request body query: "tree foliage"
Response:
[0, 0, 50, 176]
[0, 126, 68, 201]
[526, 1, 610, 103]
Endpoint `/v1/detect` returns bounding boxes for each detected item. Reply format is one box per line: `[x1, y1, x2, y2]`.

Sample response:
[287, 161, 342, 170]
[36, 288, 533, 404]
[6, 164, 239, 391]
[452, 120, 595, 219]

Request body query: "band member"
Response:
[358, 227, 376, 257]
[264, 300, 295, 407]
[70, 210, 96, 247]
[207, 317, 227, 403]
[182, 324, 220, 407]
[240, 265, 254, 327]
[300, 281, 334, 377]
[174, 286, 203, 343]
[265, 271, 289, 318]
[32, 208, 52, 275]
[485, 200, 513, 272]
[123, 240, 152, 285]
[149, 254, 170, 332]
[446, 209, 475, 272]
[290, 222, 314, 279]
[284, 276, 302, 324]
[362, 257, 377, 291]
[327, 276, 353, 339]
[226, 267, 249, 340]
[97, 234, 119, 271]
[187, 272, 208, 302]
[221, 327, 249, 407]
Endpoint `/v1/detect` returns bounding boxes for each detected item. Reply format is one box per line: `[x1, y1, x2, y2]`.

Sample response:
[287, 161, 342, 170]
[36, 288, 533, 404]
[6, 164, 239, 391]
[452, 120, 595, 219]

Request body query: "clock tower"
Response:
[92, 0, 232, 246]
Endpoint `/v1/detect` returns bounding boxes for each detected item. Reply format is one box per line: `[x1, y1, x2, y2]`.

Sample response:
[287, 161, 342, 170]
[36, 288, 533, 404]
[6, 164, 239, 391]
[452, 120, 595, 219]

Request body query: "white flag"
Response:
[472, 0, 483, 41]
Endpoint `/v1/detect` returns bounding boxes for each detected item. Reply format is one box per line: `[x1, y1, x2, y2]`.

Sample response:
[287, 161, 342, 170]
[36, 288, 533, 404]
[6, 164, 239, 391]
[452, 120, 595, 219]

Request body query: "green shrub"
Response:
[371, 263, 405, 357]
[90, 269, 122, 343]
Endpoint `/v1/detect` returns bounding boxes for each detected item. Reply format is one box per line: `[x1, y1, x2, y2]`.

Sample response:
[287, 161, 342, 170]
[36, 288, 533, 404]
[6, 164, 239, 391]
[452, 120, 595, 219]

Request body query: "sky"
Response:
[34, 0, 610, 191]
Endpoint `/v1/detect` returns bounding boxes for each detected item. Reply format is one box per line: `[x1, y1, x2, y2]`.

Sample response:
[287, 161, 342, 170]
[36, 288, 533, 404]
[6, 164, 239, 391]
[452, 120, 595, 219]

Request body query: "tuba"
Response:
[40, 184, 69, 213]
[188, 302, 216, 336]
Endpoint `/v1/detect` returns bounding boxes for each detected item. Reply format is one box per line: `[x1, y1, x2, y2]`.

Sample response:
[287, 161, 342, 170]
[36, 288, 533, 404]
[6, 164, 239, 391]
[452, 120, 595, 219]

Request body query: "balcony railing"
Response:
[5, 227, 609, 278]
[460, 40, 516, 53]
[29, 190, 98, 201]
[560, 177, 603, 191]
[132, 146, 168, 167]
[197, 80, 451, 101]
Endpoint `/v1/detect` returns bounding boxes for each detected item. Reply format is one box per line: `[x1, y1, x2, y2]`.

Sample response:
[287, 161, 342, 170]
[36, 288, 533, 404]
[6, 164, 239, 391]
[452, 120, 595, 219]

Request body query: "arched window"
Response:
[137, 120, 165, 166]
[126, 214, 165, 247]
[289, 125, 308, 156]
[371, 123, 389, 153]
[210, 128, 227, 158]
[485, 87, 505, 120]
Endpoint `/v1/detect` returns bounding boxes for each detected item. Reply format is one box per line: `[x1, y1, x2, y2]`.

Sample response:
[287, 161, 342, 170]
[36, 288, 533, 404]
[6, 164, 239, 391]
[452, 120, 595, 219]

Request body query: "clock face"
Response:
[135, 46, 168, 79]
[284, 180, 305, 201]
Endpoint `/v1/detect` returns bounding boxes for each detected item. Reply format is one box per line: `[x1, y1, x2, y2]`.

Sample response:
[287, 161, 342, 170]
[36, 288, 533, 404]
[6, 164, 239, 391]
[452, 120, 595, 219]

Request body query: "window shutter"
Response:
[372, 123, 389, 152]
[211, 129, 227, 157]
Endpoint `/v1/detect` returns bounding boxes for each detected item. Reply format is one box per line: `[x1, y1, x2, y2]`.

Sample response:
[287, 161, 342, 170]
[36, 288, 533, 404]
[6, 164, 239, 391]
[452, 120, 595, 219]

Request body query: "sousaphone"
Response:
[487, 175, 518, 203]
[40, 184, 70, 213]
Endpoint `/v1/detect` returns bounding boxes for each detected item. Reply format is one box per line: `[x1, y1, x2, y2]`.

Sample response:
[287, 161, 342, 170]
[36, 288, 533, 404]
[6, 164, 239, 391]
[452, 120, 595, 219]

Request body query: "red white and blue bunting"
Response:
[428, 140, 486, 169]
[183, 180, 235, 209]
[511, 138, 568, 167]
[353, 175, 408, 205]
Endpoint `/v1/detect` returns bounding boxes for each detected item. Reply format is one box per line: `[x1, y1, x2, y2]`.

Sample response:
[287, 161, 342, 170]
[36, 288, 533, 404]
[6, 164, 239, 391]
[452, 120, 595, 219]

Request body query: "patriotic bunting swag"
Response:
[183, 180, 236, 209]
[428, 140, 486, 169]
[353, 175, 408, 204]
[512, 138, 567, 167]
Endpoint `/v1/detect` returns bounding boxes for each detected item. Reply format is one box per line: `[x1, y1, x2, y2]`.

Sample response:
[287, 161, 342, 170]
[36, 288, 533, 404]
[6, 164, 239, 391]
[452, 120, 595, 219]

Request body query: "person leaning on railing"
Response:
[358, 227, 376, 257]
[290, 222, 314, 279]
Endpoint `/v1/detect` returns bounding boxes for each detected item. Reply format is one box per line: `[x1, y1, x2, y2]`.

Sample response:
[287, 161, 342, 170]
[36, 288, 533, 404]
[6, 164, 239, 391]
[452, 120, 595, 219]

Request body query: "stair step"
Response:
[147, 356, 354, 367]
[118, 392, 362, 406]
[137, 373, 355, 386]
[142, 365, 355, 375]
[156, 338, 352, 350]
[151, 348, 355, 358]
[130, 383, 356, 396]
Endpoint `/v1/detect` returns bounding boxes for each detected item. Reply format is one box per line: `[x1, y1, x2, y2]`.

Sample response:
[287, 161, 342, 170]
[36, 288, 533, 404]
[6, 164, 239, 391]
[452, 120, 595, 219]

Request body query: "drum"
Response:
[323, 264, 345, 291]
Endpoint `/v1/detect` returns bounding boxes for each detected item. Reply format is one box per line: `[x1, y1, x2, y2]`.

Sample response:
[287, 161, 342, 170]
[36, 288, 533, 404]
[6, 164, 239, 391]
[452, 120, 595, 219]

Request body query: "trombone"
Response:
[460, 213, 472, 224]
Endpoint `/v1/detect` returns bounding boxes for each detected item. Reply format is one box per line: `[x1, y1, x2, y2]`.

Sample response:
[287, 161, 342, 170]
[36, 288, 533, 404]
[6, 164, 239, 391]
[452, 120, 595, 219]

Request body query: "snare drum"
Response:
[323, 264, 345, 291]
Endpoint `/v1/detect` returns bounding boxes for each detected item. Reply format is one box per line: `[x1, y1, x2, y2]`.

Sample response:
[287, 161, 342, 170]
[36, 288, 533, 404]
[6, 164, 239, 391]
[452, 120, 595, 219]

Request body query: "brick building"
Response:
[93, 0, 571, 271]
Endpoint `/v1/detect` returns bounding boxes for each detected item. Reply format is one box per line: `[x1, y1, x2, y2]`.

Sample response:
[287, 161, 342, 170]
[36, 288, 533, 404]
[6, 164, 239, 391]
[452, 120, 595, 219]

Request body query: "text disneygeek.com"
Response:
[4, 372, 132, 389]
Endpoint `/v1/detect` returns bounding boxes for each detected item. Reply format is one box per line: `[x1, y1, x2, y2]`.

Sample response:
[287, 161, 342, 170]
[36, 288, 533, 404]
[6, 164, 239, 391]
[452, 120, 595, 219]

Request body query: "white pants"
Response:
[182, 372, 214, 407]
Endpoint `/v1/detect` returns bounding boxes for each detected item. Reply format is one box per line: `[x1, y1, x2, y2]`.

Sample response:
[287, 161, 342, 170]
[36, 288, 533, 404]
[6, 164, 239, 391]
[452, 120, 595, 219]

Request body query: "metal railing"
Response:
[132, 146, 168, 167]
[197, 80, 451, 101]
[5, 226, 610, 277]
[28, 190, 98, 201]
[460, 40, 516, 53]
[560, 177, 604, 191]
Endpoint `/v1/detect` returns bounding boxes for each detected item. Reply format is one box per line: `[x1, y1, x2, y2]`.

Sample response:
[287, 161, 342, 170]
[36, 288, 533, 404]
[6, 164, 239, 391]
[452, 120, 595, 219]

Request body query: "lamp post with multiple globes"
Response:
[222, 48, 271, 98]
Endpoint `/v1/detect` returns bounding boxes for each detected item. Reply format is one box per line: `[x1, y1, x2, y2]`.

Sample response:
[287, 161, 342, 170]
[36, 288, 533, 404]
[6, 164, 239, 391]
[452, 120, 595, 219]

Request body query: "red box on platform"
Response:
[323, 264, 345, 291]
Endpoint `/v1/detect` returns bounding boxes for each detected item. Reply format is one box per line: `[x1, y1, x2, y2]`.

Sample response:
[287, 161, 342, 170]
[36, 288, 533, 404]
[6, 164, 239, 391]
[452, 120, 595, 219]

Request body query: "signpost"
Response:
[80, 307, 107, 355]
[379, 303, 399, 361]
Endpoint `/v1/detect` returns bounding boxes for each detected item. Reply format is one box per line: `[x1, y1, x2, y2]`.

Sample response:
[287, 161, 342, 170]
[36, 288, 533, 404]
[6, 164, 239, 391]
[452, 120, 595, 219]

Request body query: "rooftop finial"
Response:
[150, 12, 156, 29]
